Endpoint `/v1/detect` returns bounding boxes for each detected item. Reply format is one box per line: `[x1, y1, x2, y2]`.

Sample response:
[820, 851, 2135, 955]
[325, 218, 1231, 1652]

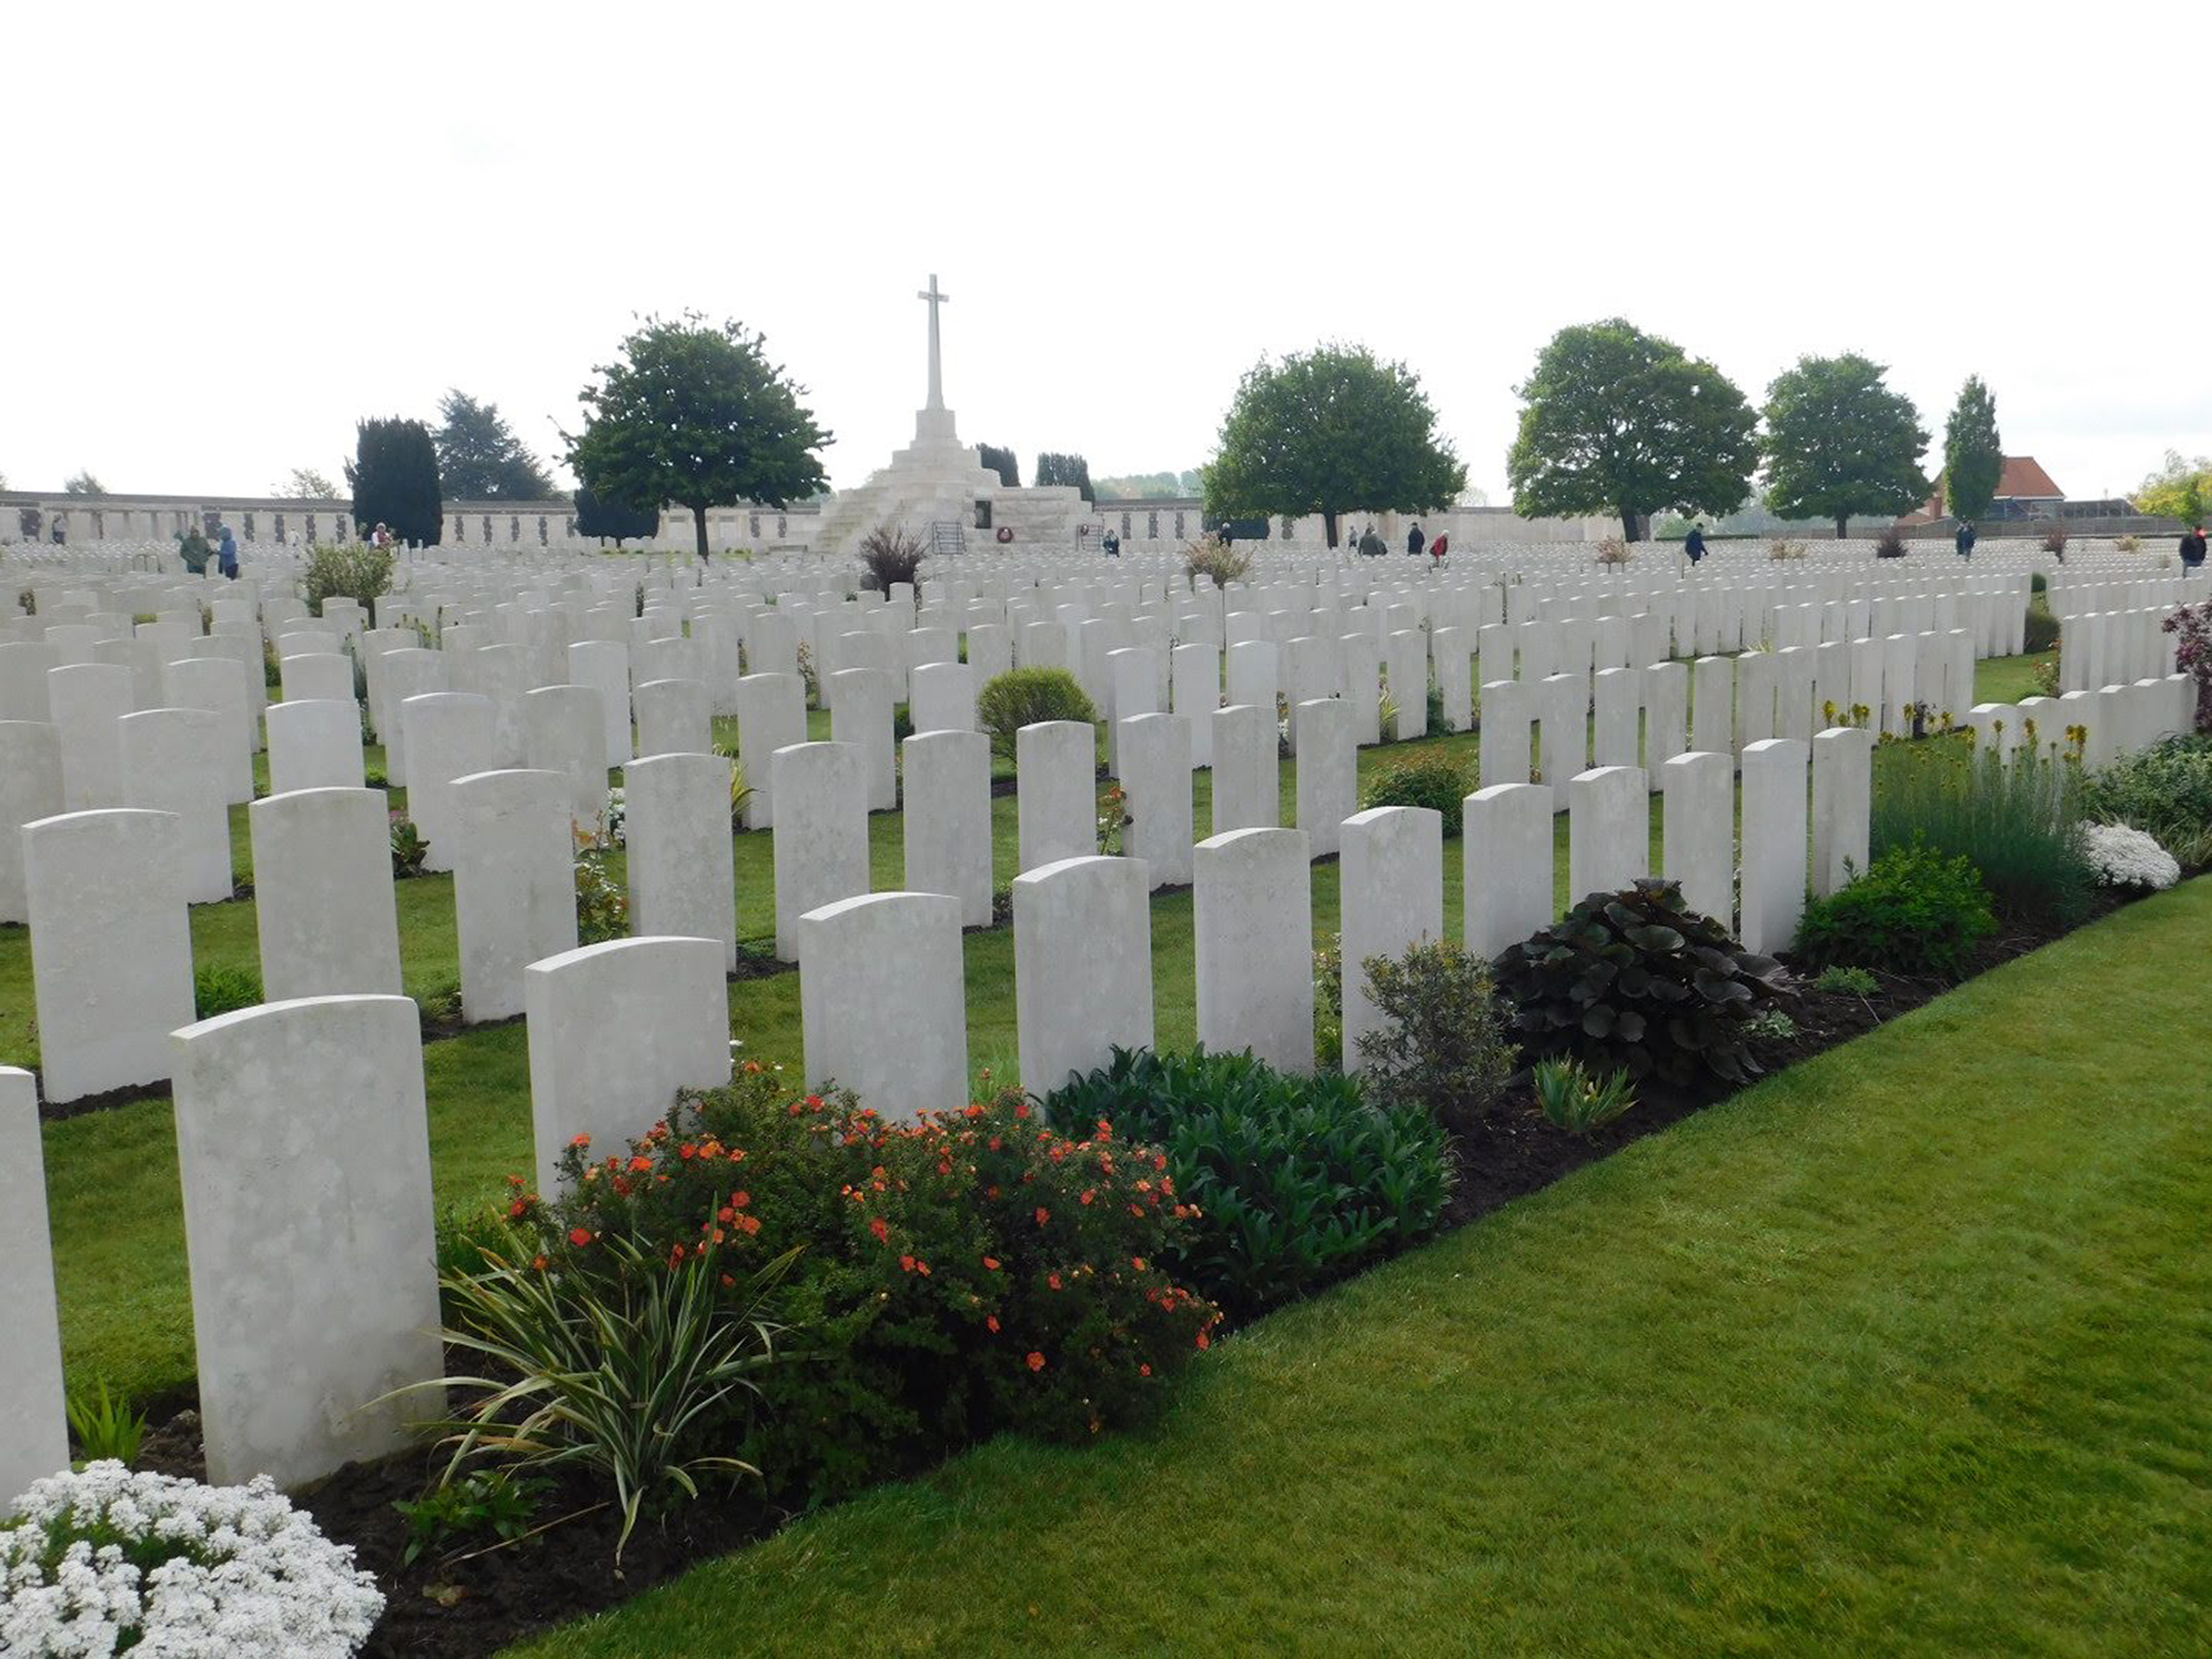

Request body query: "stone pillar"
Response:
[1463, 781, 1555, 958]
[625, 752, 737, 972]
[1739, 738, 1809, 954]
[902, 729, 993, 927]
[401, 691, 493, 873]
[633, 677, 712, 757]
[1294, 696, 1356, 858]
[799, 892, 967, 1120]
[771, 741, 870, 962]
[250, 787, 403, 1000]
[452, 769, 579, 1022]
[171, 995, 443, 1489]
[0, 722, 65, 924]
[1017, 719, 1097, 872]
[1194, 826, 1314, 1074]
[1810, 726, 1873, 899]
[525, 937, 733, 1193]
[1118, 712, 1194, 887]
[526, 683, 611, 833]
[569, 639, 634, 765]
[48, 661, 134, 810]
[23, 809, 195, 1102]
[1339, 806, 1443, 1071]
[1171, 642, 1219, 765]
[910, 661, 977, 735]
[0, 1065, 66, 1502]
[119, 707, 231, 903]
[1661, 750, 1734, 925]
[1210, 703, 1279, 834]
[1011, 855, 1154, 1096]
[265, 698, 365, 795]
[1567, 764, 1649, 902]
[828, 666, 898, 811]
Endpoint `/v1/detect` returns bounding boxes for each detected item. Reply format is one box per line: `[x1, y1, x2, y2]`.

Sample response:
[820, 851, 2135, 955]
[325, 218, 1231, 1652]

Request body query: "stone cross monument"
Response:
[918, 274, 949, 411]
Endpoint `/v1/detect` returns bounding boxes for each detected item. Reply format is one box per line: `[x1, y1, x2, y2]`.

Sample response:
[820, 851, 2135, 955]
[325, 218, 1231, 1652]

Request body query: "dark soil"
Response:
[84, 873, 2185, 1658]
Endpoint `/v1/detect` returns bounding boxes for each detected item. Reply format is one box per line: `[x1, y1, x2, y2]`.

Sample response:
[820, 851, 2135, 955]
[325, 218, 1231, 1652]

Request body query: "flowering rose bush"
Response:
[509, 1066, 1218, 1504]
[0, 1462, 382, 1656]
[2078, 823, 2181, 890]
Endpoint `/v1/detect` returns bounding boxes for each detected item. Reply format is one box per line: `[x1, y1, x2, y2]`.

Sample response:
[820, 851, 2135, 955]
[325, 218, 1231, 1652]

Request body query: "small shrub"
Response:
[1744, 1009, 1798, 1041]
[1356, 749, 1475, 836]
[1041, 1047, 1449, 1319]
[2040, 523, 2070, 557]
[394, 1468, 550, 1569]
[301, 541, 395, 612]
[418, 978, 464, 1030]
[2078, 733, 2212, 865]
[1184, 534, 1253, 589]
[1531, 1058, 1637, 1137]
[1874, 528, 1908, 559]
[574, 840, 628, 944]
[1096, 781, 1131, 856]
[1354, 940, 1518, 1136]
[2116, 533, 2143, 552]
[975, 667, 1099, 756]
[390, 811, 429, 879]
[1872, 741, 2092, 924]
[1794, 845, 1997, 979]
[713, 742, 756, 828]
[2079, 822, 2181, 890]
[856, 523, 926, 595]
[2024, 595, 2061, 653]
[65, 1378, 149, 1466]
[1813, 964, 1879, 997]
[1768, 538, 1809, 562]
[1313, 936, 1343, 1071]
[193, 962, 263, 1020]
[1493, 879, 1794, 1087]
[1596, 535, 1632, 566]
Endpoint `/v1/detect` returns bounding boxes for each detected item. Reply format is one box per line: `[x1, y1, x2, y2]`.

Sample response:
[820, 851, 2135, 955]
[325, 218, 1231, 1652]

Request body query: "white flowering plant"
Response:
[0, 1461, 382, 1657]
[601, 785, 626, 847]
[2079, 822, 2181, 890]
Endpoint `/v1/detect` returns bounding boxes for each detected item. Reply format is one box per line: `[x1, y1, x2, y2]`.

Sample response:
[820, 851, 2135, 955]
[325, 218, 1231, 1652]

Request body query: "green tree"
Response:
[565, 312, 831, 562]
[1204, 344, 1465, 549]
[273, 466, 339, 498]
[1759, 354, 1929, 538]
[63, 470, 105, 495]
[1941, 375, 2004, 520]
[1035, 451, 1096, 503]
[2133, 450, 2211, 525]
[573, 483, 660, 547]
[434, 389, 556, 499]
[978, 443, 1020, 488]
[344, 418, 443, 546]
[1508, 319, 1756, 541]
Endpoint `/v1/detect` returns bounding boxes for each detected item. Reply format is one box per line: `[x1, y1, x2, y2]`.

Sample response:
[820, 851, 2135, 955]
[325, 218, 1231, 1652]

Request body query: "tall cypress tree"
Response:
[345, 418, 443, 545]
[1941, 375, 2004, 520]
[977, 443, 1020, 487]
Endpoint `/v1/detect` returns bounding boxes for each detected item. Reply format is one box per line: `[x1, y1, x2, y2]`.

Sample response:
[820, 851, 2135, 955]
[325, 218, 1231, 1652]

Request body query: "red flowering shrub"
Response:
[511, 1065, 1217, 1504]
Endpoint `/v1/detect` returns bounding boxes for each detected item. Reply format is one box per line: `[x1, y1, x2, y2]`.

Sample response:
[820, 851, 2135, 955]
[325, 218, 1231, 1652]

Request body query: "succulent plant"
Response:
[1493, 879, 1794, 1087]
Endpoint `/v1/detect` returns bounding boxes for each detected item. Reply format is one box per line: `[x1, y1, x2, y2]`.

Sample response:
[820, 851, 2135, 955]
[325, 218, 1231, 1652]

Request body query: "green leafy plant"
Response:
[192, 962, 262, 1020]
[418, 978, 465, 1030]
[2024, 595, 2061, 653]
[390, 812, 429, 879]
[1872, 741, 2091, 924]
[2078, 733, 2212, 867]
[1041, 1047, 1450, 1318]
[65, 1379, 149, 1467]
[1313, 936, 1343, 1071]
[393, 1468, 551, 1568]
[1493, 879, 1794, 1087]
[712, 742, 756, 828]
[1813, 964, 1879, 997]
[573, 838, 628, 945]
[1744, 1009, 1798, 1041]
[419, 1233, 795, 1561]
[1531, 1057, 1638, 1137]
[1356, 750, 1475, 836]
[1794, 845, 1997, 979]
[1354, 940, 1519, 1135]
[301, 542, 396, 613]
[975, 667, 1100, 757]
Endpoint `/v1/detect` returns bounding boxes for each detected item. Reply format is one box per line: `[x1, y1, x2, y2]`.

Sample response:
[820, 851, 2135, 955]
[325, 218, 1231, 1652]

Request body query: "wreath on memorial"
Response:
[996, 526, 1015, 543]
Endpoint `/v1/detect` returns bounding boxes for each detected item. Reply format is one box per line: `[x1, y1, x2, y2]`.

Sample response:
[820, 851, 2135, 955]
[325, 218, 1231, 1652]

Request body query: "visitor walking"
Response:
[1685, 523, 1707, 565]
[216, 525, 239, 580]
[1102, 528, 1120, 558]
[1407, 521, 1425, 559]
[1955, 520, 1976, 560]
[2183, 525, 2208, 570]
[1429, 533, 1449, 569]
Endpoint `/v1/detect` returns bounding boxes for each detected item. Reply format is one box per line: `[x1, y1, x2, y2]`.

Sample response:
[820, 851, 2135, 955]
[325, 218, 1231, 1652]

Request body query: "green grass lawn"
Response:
[510, 877, 2212, 1659]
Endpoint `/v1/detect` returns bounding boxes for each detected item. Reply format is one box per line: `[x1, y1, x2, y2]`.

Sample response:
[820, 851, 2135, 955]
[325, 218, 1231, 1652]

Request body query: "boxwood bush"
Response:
[975, 667, 1099, 757]
[1357, 750, 1475, 836]
[1492, 879, 1793, 1087]
[1795, 844, 1997, 979]
[2078, 733, 2212, 867]
[1041, 1047, 1450, 1318]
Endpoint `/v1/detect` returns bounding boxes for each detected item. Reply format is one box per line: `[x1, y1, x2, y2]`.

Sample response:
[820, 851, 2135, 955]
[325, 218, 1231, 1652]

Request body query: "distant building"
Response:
[1901, 456, 2079, 524]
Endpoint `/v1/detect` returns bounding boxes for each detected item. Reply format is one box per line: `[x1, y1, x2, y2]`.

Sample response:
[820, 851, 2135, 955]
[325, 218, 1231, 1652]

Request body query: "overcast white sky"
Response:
[8, 1, 2208, 508]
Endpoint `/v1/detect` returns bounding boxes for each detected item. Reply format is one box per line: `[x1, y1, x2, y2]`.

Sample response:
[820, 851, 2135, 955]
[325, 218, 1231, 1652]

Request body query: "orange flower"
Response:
[1026, 1351, 1046, 1371]
[1133, 1256, 1147, 1271]
[718, 1206, 735, 1224]
[1048, 1273, 1063, 1291]
[869, 1217, 890, 1243]
[569, 1227, 593, 1248]
[1015, 1101, 1032, 1119]
[805, 1094, 825, 1109]
[740, 1214, 762, 1235]
[732, 1191, 750, 1208]
[1035, 1207, 1051, 1226]
[1079, 1190, 1094, 1206]
[982, 1256, 1001, 1271]
[531, 1254, 549, 1271]
[1195, 1329, 1210, 1350]
[570, 1133, 591, 1148]
[900, 1254, 917, 1272]
[987, 1315, 1000, 1333]
[1139, 1363, 1152, 1378]
[628, 1156, 652, 1174]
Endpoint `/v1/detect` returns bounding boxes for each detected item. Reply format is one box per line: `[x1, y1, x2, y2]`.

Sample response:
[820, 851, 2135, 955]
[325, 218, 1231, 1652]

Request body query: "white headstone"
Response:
[799, 892, 967, 1120]
[1194, 826, 1314, 1074]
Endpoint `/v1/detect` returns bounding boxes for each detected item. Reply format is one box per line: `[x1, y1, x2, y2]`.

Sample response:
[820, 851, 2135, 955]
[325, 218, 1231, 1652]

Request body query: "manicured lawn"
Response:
[511, 878, 2212, 1659]
[1975, 651, 2047, 706]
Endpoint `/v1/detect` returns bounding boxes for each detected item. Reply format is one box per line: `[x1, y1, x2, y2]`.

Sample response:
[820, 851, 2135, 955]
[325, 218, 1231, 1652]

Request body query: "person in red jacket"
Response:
[1429, 533, 1449, 569]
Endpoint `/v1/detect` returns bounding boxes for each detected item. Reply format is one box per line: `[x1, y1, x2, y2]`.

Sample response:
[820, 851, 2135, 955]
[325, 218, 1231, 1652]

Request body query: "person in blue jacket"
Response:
[1955, 520, 1977, 559]
[1685, 523, 1707, 564]
[216, 525, 240, 579]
